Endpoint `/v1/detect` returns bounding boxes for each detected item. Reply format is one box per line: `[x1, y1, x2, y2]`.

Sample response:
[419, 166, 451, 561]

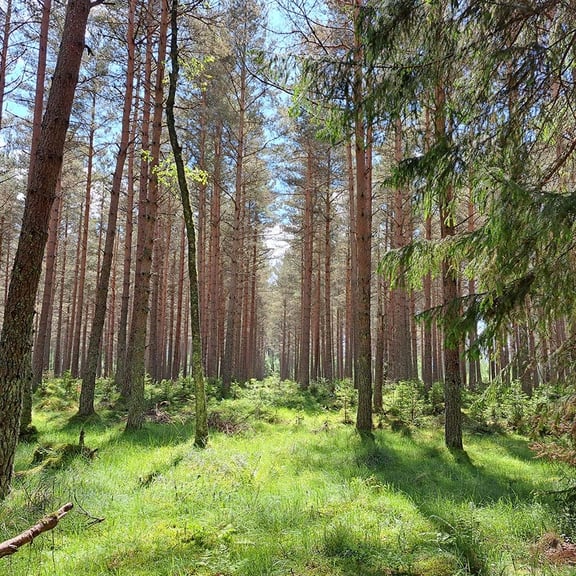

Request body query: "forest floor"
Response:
[1, 377, 575, 576]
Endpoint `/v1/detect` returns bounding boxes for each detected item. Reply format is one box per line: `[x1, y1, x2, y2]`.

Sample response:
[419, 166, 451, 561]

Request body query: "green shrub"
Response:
[334, 379, 357, 423]
[382, 380, 427, 427]
[428, 381, 445, 415]
[36, 374, 80, 410]
[468, 380, 533, 433]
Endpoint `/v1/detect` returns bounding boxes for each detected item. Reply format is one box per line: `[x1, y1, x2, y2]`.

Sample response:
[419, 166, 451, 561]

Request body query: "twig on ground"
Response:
[0, 502, 73, 558]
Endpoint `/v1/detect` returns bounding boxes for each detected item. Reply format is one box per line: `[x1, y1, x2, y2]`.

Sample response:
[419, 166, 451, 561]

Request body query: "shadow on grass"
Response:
[23, 408, 195, 477]
[288, 428, 549, 575]
[352, 431, 538, 503]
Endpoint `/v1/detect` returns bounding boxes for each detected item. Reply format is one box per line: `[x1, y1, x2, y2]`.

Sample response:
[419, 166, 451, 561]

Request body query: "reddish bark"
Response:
[79, 0, 137, 415]
[0, 0, 95, 499]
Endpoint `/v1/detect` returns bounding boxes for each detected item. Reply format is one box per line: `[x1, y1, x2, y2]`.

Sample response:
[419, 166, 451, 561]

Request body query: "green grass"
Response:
[1, 382, 573, 576]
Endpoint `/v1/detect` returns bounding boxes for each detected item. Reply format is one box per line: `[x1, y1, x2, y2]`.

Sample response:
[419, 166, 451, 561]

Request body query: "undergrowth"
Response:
[0, 375, 574, 575]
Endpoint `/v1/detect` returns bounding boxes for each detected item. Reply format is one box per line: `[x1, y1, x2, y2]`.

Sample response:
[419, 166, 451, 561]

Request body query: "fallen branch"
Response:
[74, 498, 104, 526]
[0, 502, 73, 558]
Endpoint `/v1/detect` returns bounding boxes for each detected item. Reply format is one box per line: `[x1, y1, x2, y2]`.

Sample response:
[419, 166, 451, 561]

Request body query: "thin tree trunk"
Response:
[171, 223, 185, 379]
[63, 205, 83, 373]
[71, 92, 96, 378]
[22, 0, 52, 418]
[221, 61, 247, 395]
[27, 0, 52, 184]
[298, 143, 314, 389]
[54, 209, 69, 377]
[345, 140, 355, 380]
[374, 245, 385, 411]
[206, 123, 223, 379]
[79, 0, 136, 415]
[166, 0, 208, 447]
[0, 0, 13, 130]
[104, 242, 117, 377]
[32, 186, 62, 389]
[115, 81, 139, 393]
[323, 160, 334, 383]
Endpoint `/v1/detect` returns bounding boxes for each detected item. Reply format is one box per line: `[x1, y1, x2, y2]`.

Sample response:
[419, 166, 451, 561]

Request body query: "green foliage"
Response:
[529, 384, 576, 468]
[334, 379, 357, 423]
[432, 513, 488, 576]
[428, 381, 445, 415]
[233, 377, 332, 413]
[153, 156, 208, 189]
[382, 380, 427, 427]
[36, 374, 80, 411]
[468, 381, 533, 434]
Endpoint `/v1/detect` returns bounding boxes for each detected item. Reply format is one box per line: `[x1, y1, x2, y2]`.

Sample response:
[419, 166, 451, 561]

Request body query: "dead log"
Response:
[0, 502, 73, 558]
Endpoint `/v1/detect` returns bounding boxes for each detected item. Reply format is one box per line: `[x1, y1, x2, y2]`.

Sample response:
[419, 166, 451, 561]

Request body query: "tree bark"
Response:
[32, 188, 62, 390]
[0, 0, 13, 130]
[79, 0, 136, 416]
[125, 0, 167, 430]
[0, 502, 73, 558]
[71, 93, 96, 378]
[436, 79, 463, 450]
[323, 159, 334, 383]
[389, 119, 413, 382]
[114, 81, 139, 393]
[298, 142, 314, 389]
[27, 0, 52, 184]
[166, 0, 208, 447]
[221, 58, 247, 395]
[0, 0, 93, 500]
[353, 1, 373, 433]
[54, 210, 69, 377]
[206, 122, 223, 379]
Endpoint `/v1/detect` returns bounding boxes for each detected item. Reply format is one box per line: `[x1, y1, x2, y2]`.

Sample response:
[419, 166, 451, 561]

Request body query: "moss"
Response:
[412, 553, 460, 576]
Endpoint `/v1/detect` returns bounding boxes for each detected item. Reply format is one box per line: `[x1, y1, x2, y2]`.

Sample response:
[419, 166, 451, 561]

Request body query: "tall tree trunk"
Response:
[54, 209, 69, 377]
[32, 187, 62, 390]
[221, 60, 247, 395]
[197, 94, 209, 367]
[353, 4, 373, 432]
[21, 0, 53, 417]
[0, 0, 94, 500]
[436, 80, 463, 450]
[0, 0, 13, 130]
[206, 123, 223, 379]
[104, 244, 117, 377]
[63, 205, 83, 373]
[166, 0, 208, 447]
[115, 82, 139, 392]
[298, 142, 314, 389]
[389, 119, 413, 382]
[374, 243, 386, 411]
[312, 249, 321, 381]
[79, 0, 136, 416]
[125, 0, 168, 430]
[323, 164, 334, 383]
[345, 140, 355, 380]
[171, 223, 186, 379]
[148, 216, 164, 380]
[422, 216, 433, 389]
[27, 0, 52, 183]
[71, 94, 97, 378]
